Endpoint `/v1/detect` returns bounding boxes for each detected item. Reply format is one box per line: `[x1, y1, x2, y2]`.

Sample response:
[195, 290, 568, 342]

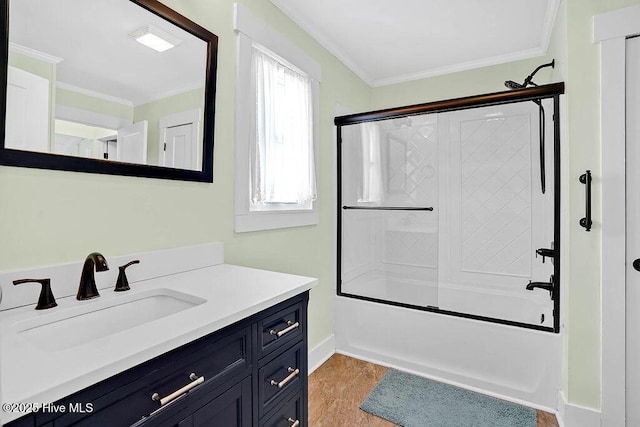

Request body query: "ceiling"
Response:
[271, 0, 560, 87]
[9, 0, 207, 106]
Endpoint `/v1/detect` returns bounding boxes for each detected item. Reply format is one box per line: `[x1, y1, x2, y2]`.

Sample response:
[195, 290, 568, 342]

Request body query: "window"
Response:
[250, 45, 316, 211]
[234, 3, 321, 232]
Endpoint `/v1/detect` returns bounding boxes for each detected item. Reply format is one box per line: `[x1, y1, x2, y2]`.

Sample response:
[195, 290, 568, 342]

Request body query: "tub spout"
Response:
[526, 275, 554, 299]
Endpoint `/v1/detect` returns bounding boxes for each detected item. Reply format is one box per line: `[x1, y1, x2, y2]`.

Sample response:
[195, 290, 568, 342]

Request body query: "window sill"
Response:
[234, 209, 319, 233]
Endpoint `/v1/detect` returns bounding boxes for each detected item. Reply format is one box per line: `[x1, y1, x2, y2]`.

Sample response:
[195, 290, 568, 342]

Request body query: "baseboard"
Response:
[308, 334, 335, 374]
[557, 390, 566, 427]
[557, 390, 601, 427]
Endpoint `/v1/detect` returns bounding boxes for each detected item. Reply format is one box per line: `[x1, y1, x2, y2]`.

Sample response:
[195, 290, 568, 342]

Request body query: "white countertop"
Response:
[0, 263, 317, 423]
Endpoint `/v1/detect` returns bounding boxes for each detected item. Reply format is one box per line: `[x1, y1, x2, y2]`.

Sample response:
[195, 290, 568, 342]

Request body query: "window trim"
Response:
[233, 3, 321, 233]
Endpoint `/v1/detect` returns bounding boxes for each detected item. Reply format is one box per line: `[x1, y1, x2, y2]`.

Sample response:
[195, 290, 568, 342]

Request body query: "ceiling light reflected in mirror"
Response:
[130, 24, 182, 52]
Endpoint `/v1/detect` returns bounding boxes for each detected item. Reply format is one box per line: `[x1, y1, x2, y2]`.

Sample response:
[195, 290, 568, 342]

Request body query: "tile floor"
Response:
[308, 353, 559, 427]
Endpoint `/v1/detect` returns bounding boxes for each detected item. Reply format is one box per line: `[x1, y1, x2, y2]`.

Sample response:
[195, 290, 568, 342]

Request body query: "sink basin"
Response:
[16, 289, 206, 352]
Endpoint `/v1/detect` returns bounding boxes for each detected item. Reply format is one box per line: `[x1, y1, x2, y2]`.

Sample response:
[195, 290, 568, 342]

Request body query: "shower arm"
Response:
[522, 60, 555, 87]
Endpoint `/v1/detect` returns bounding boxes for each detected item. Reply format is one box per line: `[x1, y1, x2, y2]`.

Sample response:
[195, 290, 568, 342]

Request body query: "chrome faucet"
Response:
[77, 252, 109, 300]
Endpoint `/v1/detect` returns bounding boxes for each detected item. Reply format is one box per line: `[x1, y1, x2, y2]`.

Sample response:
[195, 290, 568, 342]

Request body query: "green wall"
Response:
[561, 0, 640, 410]
[8, 51, 53, 81]
[56, 87, 133, 122]
[371, 58, 555, 107]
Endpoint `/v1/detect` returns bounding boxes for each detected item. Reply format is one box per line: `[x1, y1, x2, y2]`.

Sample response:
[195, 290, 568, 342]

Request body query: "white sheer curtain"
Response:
[250, 45, 317, 208]
[358, 122, 385, 203]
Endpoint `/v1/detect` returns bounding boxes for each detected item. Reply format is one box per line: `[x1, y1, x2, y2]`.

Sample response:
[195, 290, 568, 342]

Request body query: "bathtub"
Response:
[341, 271, 555, 327]
[334, 294, 561, 411]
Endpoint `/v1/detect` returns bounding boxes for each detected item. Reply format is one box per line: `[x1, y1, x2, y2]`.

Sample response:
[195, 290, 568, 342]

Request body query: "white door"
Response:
[5, 66, 49, 152]
[101, 139, 117, 161]
[117, 121, 148, 164]
[162, 123, 195, 170]
[626, 35, 640, 426]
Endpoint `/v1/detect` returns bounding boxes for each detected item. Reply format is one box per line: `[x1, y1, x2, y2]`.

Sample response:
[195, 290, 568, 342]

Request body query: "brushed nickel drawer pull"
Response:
[151, 373, 204, 406]
[270, 367, 300, 388]
[269, 321, 300, 338]
[288, 417, 300, 427]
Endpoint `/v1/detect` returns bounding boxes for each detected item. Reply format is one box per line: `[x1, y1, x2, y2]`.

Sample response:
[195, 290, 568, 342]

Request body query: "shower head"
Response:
[504, 59, 555, 90]
[504, 80, 524, 90]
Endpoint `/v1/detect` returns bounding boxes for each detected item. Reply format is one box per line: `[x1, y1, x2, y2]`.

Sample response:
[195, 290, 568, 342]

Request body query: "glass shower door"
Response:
[339, 114, 439, 309]
[336, 85, 563, 332]
[437, 99, 556, 328]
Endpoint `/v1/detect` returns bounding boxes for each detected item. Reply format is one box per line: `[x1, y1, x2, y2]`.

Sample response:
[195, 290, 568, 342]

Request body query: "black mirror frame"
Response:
[0, 0, 218, 182]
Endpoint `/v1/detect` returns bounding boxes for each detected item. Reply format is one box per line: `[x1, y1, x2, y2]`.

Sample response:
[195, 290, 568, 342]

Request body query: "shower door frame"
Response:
[335, 83, 565, 333]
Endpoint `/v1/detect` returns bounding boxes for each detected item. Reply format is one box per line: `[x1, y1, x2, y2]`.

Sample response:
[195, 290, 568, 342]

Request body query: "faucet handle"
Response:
[114, 260, 140, 292]
[13, 278, 57, 310]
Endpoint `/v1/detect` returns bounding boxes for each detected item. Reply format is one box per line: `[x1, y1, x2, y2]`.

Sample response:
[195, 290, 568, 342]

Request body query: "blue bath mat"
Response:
[360, 369, 536, 427]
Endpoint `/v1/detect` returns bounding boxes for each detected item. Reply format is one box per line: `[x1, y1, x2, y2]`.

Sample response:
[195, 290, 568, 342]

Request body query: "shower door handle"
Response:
[633, 259, 640, 272]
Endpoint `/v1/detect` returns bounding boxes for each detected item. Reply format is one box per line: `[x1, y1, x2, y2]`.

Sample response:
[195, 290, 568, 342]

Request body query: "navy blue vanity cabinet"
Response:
[5, 291, 309, 427]
[255, 298, 307, 427]
[173, 377, 252, 427]
[259, 391, 304, 427]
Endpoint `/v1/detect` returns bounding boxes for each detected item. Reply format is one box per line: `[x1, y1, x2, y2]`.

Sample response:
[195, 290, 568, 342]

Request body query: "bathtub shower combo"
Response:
[335, 83, 564, 409]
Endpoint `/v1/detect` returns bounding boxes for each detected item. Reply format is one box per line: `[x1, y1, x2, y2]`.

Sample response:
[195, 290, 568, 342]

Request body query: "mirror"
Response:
[0, 0, 218, 181]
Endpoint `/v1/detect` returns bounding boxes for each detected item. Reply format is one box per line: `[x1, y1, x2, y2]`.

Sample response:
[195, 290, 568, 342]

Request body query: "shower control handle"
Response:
[536, 248, 555, 264]
[633, 259, 640, 272]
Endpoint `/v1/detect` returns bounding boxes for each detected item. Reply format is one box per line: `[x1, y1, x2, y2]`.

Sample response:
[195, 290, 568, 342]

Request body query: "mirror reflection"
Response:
[6, 0, 208, 171]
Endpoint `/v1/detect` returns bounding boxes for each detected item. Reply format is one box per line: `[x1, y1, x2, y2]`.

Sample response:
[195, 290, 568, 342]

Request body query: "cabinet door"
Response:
[258, 342, 304, 418]
[176, 416, 193, 427]
[191, 377, 252, 427]
[260, 391, 304, 427]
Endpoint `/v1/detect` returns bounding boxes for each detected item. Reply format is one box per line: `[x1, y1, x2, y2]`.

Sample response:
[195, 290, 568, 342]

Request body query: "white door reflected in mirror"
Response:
[6, 66, 49, 153]
[159, 108, 201, 171]
[117, 121, 148, 164]
[164, 124, 193, 170]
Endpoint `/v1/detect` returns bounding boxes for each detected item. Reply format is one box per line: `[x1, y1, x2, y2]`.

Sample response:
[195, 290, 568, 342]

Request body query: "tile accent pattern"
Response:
[459, 115, 532, 277]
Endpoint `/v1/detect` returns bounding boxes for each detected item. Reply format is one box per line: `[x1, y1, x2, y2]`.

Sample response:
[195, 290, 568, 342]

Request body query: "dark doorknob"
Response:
[634, 259, 640, 272]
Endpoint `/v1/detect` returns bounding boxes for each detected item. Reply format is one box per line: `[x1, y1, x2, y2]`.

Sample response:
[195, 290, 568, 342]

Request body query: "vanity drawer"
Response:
[260, 391, 304, 427]
[48, 325, 251, 427]
[142, 326, 251, 409]
[258, 342, 304, 418]
[258, 301, 303, 359]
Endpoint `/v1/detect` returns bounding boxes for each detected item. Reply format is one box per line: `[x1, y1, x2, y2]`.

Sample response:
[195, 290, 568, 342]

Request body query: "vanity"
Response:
[0, 243, 317, 426]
